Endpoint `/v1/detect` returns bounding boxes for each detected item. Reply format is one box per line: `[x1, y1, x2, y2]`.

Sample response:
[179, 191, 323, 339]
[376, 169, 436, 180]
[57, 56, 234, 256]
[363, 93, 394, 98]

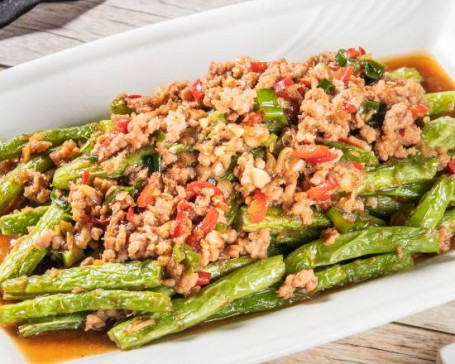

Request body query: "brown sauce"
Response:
[1, 52, 455, 363]
[382, 52, 455, 92]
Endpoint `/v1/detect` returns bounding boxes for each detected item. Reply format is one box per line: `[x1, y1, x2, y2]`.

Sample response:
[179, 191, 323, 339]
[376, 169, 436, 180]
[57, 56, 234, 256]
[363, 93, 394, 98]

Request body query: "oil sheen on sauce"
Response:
[0, 52, 454, 363]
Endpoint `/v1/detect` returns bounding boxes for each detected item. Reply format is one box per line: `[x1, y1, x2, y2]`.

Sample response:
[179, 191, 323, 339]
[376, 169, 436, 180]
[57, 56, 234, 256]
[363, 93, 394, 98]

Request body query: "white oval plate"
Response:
[1, 0, 455, 362]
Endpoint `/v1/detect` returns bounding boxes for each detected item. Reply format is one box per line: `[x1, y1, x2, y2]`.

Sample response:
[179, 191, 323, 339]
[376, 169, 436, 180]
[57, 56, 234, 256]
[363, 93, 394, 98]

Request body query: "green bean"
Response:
[53, 146, 158, 189]
[424, 91, 455, 115]
[361, 195, 411, 218]
[324, 141, 378, 164]
[209, 253, 413, 321]
[422, 116, 455, 149]
[439, 209, 455, 232]
[0, 123, 99, 162]
[0, 290, 171, 325]
[1, 260, 162, 295]
[149, 256, 258, 299]
[274, 228, 321, 245]
[0, 204, 72, 284]
[108, 256, 285, 350]
[18, 312, 88, 337]
[326, 207, 386, 233]
[389, 67, 423, 82]
[361, 181, 433, 199]
[0, 206, 50, 235]
[358, 158, 438, 193]
[238, 206, 331, 232]
[284, 226, 439, 274]
[62, 246, 85, 268]
[406, 176, 455, 228]
[203, 256, 256, 279]
[0, 154, 53, 213]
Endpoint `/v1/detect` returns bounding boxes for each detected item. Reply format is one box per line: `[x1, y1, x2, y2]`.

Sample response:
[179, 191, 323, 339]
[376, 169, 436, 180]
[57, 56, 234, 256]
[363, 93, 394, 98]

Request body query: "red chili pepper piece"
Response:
[196, 271, 211, 286]
[186, 181, 224, 199]
[300, 79, 311, 88]
[352, 162, 365, 170]
[307, 178, 339, 201]
[243, 111, 263, 125]
[172, 200, 192, 238]
[250, 62, 268, 72]
[335, 65, 354, 84]
[187, 207, 219, 248]
[82, 170, 90, 185]
[410, 104, 428, 119]
[297, 87, 306, 97]
[126, 206, 134, 223]
[128, 94, 142, 99]
[113, 117, 130, 134]
[358, 46, 366, 55]
[248, 190, 268, 224]
[347, 48, 360, 58]
[191, 79, 204, 103]
[273, 77, 294, 93]
[341, 102, 357, 113]
[294, 145, 338, 164]
[137, 182, 156, 208]
[447, 159, 455, 175]
[173, 211, 189, 238]
[276, 91, 291, 101]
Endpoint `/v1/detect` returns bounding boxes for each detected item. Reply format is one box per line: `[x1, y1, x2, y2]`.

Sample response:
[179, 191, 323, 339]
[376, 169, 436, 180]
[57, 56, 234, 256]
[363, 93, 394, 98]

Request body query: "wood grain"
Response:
[0, 1, 454, 363]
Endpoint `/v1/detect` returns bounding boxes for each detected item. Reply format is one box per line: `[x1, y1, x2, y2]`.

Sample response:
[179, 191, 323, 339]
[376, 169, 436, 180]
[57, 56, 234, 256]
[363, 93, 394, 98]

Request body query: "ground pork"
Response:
[50, 140, 79, 166]
[223, 228, 270, 259]
[16, 169, 50, 203]
[321, 227, 340, 246]
[439, 226, 452, 253]
[85, 310, 126, 331]
[278, 269, 318, 299]
[374, 102, 421, 160]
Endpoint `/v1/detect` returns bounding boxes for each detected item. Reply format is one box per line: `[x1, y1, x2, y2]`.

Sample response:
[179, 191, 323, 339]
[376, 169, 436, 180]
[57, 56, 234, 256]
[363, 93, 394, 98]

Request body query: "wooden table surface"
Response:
[0, 1, 454, 362]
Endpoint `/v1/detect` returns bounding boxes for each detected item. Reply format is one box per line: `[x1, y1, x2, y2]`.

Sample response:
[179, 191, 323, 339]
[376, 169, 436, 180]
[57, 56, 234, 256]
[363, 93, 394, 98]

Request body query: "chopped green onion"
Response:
[104, 186, 134, 206]
[360, 100, 387, 128]
[256, 89, 288, 133]
[110, 97, 132, 115]
[153, 130, 166, 142]
[318, 79, 335, 94]
[143, 154, 161, 172]
[335, 49, 361, 72]
[363, 59, 386, 83]
[167, 143, 195, 155]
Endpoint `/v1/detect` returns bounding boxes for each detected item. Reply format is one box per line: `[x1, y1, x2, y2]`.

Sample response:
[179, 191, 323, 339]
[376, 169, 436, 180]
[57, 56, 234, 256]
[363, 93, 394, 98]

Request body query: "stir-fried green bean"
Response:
[0, 290, 171, 325]
[422, 116, 455, 149]
[389, 67, 423, 82]
[108, 256, 285, 350]
[0, 206, 50, 235]
[284, 226, 439, 274]
[0, 155, 53, 213]
[406, 176, 455, 228]
[18, 313, 88, 337]
[209, 253, 413, 321]
[358, 158, 438, 193]
[424, 91, 455, 115]
[0, 204, 71, 284]
[53, 146, 158, 189]
[0, 123, 99, 162]
[238, 206, 331, 232]
[1, 260, 163, 295]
